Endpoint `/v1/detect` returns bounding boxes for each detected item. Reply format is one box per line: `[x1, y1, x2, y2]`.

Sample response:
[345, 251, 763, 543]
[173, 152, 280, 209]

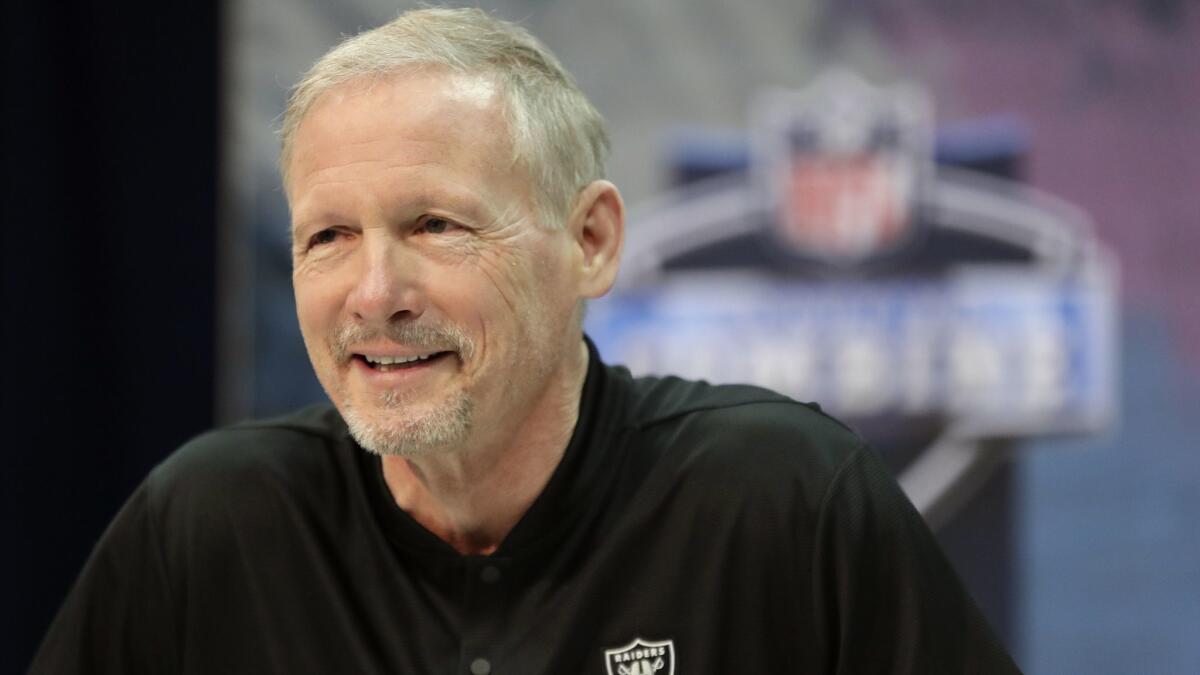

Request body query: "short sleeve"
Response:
[28, 483, 177, 675]
[810, 445, 1023, 674]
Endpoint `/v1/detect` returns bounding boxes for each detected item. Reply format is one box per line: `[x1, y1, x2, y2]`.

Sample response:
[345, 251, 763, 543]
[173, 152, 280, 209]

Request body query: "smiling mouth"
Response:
[354, 352, 452, 372]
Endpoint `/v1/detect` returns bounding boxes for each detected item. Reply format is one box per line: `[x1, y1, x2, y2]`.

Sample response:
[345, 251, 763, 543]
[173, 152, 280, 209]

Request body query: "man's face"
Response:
[288, 71, 584, 457]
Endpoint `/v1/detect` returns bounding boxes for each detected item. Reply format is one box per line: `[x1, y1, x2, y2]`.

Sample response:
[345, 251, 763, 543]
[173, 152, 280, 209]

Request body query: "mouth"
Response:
[352, 351, 453, 372]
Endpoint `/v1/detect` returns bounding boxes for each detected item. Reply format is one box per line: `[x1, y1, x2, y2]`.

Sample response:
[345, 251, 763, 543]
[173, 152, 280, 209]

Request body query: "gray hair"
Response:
[279, 7, 610, 228]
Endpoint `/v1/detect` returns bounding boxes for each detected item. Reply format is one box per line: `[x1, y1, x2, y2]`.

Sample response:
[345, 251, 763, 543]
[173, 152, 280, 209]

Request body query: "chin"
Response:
[340, 392, 473, 457]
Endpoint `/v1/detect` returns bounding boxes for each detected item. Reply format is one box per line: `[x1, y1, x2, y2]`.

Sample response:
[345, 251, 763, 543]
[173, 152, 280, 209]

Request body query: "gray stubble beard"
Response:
[328, 320, 477, 457]
[343, 386, 474, 457]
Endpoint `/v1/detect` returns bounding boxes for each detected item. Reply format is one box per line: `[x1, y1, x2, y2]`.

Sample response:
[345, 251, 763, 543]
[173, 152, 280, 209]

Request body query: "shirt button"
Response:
[469, 657, 492, 675]
[481, 565, 501, 584]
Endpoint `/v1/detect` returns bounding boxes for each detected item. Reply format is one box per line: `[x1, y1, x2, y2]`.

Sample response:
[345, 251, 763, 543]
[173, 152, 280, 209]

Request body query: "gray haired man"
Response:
[33, 8, 1021, 674]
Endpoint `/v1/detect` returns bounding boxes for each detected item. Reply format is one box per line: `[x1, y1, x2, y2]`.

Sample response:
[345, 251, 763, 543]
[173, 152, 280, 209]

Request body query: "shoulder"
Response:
[141, 404, 353, 519]
[611, 366, 866, 506]
[619, 368, 863, 463]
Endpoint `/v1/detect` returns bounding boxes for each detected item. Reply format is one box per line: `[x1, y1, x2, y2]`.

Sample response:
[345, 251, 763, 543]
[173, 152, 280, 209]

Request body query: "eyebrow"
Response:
[290, 185, 503, 236]
[398, 184, 496, 223]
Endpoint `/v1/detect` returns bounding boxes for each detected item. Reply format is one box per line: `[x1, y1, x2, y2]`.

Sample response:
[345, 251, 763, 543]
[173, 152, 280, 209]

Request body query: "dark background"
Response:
[1, 1, 219, 671]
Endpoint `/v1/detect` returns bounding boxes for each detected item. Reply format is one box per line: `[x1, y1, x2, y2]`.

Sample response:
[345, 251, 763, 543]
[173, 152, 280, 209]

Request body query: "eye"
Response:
[416, 216, 458, 235]
[306, 228, 342, 249]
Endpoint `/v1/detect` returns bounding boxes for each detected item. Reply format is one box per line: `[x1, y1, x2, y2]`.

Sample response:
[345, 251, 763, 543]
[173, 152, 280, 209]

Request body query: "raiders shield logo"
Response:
[604, 637, 675, 675]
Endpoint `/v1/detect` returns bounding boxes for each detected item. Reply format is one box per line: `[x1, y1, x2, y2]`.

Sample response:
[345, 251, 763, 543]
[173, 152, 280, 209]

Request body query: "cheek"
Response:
[293, 278, 340, 343]
[464, 251, 534, 319]
[529, 244, 577, 309]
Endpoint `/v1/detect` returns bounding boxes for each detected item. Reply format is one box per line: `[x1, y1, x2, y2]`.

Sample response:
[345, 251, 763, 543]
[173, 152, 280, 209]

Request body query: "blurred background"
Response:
[4, 0, 1198, 672]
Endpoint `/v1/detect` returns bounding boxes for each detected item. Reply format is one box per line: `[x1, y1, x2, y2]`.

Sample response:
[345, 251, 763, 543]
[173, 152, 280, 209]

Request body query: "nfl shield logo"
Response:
[781, 151, 911, 260]
[751, 69, 932, 264]
[604, 637, 675, 675]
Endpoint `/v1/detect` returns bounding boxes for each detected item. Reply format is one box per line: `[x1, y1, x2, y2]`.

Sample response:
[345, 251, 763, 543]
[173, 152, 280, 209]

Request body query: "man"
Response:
[32, 8, 1021, 674]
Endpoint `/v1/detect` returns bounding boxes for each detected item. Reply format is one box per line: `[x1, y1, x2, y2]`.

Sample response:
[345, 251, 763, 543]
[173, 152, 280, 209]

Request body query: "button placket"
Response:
[459, 558, 508, 675]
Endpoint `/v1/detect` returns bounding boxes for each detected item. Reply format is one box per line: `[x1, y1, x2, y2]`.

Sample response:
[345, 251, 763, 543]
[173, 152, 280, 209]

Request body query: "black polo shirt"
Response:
[31, 340, 1021, 674]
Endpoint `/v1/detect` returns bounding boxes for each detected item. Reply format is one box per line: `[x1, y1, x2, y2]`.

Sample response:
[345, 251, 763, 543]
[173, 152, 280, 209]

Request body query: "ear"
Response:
[566, 180, 625, 299]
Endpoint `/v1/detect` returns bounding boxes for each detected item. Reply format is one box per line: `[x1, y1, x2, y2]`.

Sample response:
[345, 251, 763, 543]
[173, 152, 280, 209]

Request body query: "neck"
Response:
[380, 339, 589, 555]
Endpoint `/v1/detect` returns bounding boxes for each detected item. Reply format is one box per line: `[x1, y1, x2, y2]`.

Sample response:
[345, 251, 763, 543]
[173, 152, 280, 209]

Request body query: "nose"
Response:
[344, 236, 426, 326]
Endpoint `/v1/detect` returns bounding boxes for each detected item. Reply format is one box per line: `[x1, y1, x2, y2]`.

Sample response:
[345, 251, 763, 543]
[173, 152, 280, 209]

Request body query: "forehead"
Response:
[286, 70, 523, 208]
[309, 68, 503, 134]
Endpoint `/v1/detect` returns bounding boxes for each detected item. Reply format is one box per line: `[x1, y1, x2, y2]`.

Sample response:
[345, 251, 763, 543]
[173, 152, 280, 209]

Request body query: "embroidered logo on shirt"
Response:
[604, 637, 675, 675]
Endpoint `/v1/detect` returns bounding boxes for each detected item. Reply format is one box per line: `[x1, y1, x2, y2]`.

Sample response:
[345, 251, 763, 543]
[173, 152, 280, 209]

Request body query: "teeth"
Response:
[364, 353, 433, 366]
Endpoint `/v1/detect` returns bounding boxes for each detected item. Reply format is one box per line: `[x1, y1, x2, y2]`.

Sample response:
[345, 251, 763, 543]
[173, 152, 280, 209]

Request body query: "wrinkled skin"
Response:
[288, 70, 588, 460]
